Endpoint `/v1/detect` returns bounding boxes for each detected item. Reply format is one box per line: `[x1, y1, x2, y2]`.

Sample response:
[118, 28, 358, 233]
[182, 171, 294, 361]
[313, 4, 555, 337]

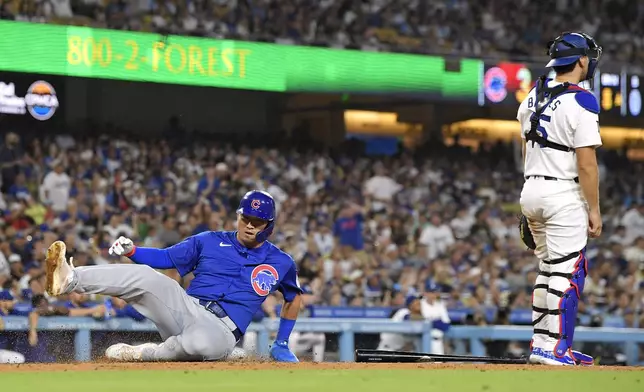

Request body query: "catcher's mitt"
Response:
[518, 214, 536, 250]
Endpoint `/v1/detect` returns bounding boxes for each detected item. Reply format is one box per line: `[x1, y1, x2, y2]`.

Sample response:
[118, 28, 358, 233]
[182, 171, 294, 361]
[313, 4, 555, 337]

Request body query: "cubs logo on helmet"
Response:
[237, 190, 277, 242]
[251, 264, 279, 296]
[25, 81, 59, 121]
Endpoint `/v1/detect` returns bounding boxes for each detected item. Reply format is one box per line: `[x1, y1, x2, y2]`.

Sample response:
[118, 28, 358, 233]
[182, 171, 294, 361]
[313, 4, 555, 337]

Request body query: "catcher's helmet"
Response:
[546, 32, 602, 82]
[236, 190, 276, 243]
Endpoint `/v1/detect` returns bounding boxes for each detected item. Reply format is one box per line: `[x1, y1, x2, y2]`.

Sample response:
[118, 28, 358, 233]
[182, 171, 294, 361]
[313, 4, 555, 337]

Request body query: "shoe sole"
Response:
[538, 356, 574, 366]
[530, 352, 577, 366]
[45, 240, 67, 296]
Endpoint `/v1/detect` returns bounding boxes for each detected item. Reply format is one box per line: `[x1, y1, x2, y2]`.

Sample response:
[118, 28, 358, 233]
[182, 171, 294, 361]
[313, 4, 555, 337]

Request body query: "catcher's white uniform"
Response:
[518, 78, 601, 360]
[519, 80, 602, 261]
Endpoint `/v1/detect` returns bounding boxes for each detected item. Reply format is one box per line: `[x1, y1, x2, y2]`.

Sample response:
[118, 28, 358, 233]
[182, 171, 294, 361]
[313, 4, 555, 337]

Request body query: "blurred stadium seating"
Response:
[0, 0, 642, 364]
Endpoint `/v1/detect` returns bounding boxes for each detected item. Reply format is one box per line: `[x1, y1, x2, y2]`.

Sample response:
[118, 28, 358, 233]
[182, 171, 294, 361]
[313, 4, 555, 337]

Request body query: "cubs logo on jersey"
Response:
[251, 264, 279, 296]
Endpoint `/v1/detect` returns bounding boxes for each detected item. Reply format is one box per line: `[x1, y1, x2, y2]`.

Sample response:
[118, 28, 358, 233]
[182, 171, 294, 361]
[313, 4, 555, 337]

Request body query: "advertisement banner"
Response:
[0, 21, 480, 100]
[482, 61, 642, 118]
[0, 71, 64, 127]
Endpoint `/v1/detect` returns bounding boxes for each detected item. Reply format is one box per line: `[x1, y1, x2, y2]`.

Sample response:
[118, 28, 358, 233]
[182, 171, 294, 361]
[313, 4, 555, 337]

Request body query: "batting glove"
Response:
[108, 236, 136, 257]
[269, 340, 299, 363]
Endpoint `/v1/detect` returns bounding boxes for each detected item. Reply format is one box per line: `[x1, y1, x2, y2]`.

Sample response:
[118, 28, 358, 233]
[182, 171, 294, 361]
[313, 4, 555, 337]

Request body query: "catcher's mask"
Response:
[546, 32, 602, 88]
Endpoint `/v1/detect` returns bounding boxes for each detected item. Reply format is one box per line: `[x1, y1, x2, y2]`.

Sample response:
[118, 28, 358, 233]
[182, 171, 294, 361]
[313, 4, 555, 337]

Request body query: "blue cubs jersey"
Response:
[162, 231, 302, 334]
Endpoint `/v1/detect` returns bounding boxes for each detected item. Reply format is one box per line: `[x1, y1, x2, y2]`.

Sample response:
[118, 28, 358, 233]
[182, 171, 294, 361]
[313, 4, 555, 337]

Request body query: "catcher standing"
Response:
[518, 32, 602, 366]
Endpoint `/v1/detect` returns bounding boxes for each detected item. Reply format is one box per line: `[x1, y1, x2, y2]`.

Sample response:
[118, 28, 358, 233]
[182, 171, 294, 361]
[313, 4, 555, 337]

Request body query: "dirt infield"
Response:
[0, 361, 640, 373]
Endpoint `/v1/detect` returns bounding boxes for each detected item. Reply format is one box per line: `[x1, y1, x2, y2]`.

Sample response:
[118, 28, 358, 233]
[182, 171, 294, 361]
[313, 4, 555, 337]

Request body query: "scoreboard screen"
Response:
[481, 62, 534, 105]
[627, 74, 642, 117]
[481, 62, 642, 118]
[598, 72, 623, 115]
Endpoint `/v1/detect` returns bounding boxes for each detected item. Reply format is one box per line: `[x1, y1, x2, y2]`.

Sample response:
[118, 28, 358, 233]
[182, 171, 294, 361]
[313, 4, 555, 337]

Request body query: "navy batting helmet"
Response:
[236, 190, 276, 243]
[546, 32, 602, 83]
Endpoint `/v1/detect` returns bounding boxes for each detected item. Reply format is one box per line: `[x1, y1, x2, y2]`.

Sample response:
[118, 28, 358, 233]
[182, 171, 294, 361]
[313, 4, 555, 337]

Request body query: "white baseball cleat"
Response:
[227, 347, 250, 361]
[0, 350, 25, 364]
[45, 240, 75, 296]
[105, 343, 158, 361]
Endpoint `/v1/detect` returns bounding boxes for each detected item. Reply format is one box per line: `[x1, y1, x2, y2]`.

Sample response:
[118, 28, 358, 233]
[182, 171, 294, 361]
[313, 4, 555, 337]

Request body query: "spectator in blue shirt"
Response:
[334, 202, 364, 251]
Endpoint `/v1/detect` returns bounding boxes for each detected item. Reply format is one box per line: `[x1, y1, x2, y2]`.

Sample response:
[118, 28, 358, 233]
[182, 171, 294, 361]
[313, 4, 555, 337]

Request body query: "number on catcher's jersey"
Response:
[518, 82, 602, 179]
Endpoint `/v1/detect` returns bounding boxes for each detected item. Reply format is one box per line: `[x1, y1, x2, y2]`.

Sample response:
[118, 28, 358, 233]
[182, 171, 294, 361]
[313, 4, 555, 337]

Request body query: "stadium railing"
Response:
[2, 316, 643, 365]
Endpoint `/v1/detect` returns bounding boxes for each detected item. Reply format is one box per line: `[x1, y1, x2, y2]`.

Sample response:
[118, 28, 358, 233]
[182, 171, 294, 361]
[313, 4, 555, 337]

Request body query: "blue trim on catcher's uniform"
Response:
[574, 91, 600, 114]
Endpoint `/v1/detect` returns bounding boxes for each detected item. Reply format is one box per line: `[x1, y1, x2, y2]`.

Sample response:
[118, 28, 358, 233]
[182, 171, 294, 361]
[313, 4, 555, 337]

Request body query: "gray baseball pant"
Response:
[67, 264, 237, 361]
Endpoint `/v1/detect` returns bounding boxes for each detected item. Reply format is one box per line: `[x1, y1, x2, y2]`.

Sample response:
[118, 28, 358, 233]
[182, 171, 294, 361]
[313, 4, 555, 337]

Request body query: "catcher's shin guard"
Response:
[544, 250, 587, 359]
[531, 269, 550, 349]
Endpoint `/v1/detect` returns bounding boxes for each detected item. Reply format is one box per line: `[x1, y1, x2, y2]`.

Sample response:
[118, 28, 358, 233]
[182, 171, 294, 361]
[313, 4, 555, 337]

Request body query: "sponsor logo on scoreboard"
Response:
[0, 80, 59, 121]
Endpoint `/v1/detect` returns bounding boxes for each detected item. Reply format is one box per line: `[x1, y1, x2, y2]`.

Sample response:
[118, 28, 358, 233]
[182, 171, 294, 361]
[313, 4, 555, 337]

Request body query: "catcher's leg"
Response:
[545, 251, 592, 364]
[525, 219, 550, 353]
[541, 202, 592, 365]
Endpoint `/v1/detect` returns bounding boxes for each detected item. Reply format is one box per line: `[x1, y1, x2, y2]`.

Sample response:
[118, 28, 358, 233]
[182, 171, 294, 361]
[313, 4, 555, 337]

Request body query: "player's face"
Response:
[237, 214, 268, 245]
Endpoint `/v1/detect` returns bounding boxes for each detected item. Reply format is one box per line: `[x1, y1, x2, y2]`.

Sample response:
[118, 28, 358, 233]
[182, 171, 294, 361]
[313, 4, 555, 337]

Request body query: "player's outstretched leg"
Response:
[46, 240, 237, 362]
[46, 240, 186, 339]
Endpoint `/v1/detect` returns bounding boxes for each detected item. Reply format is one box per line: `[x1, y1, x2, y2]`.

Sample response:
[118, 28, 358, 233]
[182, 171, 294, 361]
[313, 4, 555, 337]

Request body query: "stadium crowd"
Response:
[0, 0, 642, 365]
[0, 128, 642, 329]
[0, 0, 643, 69]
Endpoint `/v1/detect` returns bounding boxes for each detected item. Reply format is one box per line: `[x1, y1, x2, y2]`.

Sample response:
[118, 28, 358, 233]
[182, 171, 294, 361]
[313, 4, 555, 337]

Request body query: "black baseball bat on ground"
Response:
[355, 349, 528, 364]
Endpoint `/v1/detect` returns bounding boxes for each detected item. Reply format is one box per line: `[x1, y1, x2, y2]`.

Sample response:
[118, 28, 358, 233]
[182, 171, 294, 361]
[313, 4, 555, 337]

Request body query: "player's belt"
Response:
[199, 300, 243, 342]
[525, 175, 579, 183]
